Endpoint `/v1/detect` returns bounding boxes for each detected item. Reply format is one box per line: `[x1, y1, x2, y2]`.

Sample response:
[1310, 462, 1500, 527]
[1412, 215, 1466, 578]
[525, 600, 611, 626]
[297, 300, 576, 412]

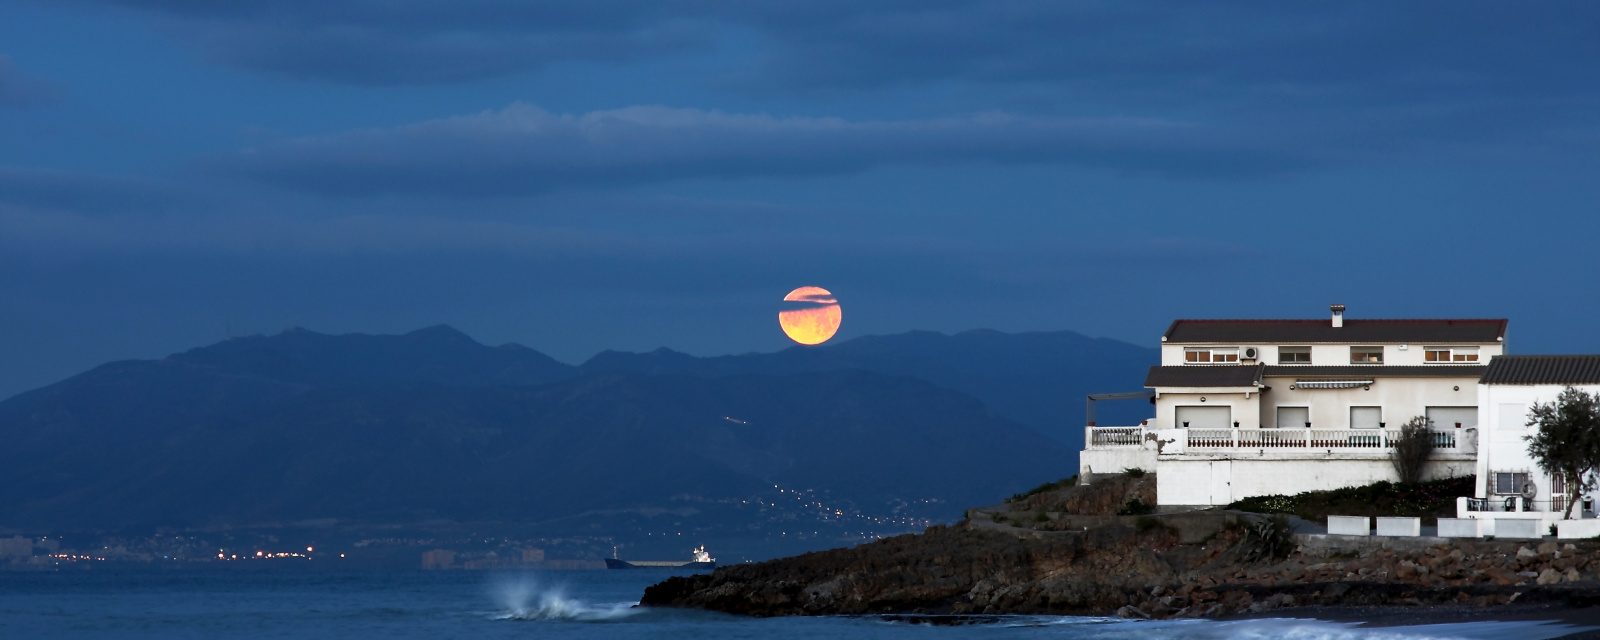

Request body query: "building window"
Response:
[1426, 406, 1477, 429]
[1493, 472, 1530, 495]
[1350, 406, 1382, 430]
[1278, 347, 1311, 364]
[1350, 346, 1383, 364]
[1424, 346, 1479, 363]
[1175, 405, 1232, 428]
[1184, 347, 1239, 364]
[1276, 406, 1309, 428]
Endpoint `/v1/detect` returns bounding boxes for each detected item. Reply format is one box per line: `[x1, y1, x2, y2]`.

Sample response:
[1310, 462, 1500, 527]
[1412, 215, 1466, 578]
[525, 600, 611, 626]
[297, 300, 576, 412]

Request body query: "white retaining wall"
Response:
[1557, 520, 1600, 540]
[1376, 517, 1421, 537]
[1437, 518, 1481, 538]
[1079, 448, 1157, 477]
[1495, 519, 1543, 539]
[1156, 456, 1475, 507]
[1327, 516, 1370, 536]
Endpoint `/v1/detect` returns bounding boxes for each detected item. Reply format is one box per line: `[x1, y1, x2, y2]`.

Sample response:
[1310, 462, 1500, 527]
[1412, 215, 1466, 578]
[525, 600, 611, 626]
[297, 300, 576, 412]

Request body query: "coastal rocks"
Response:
[642, 513, 1600, 620]
[640, 476, 1600, 620]
[1114, 605, 1150, 619]
[642, 521, 1221, 617]
[1016, 474, 1156, 516]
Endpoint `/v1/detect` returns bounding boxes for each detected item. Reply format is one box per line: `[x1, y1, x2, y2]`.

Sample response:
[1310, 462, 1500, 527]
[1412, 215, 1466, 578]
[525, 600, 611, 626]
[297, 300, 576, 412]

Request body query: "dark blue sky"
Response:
[2, 1, 1598, 399]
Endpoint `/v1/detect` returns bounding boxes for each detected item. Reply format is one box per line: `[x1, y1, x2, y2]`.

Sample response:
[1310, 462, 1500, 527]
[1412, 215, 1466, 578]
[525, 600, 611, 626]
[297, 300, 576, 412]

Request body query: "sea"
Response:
[1, 567, 1594, 640]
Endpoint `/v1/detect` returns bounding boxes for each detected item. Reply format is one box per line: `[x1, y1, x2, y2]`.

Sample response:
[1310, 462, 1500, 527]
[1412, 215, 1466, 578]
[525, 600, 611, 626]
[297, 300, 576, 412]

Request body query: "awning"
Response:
[1293, 379, 1373, 390]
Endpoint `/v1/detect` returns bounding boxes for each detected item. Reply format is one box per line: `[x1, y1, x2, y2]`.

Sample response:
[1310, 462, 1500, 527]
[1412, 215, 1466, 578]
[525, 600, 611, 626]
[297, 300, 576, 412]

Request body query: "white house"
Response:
[1459, 355, 1600, 532]
[1082, 305, 1498, 508]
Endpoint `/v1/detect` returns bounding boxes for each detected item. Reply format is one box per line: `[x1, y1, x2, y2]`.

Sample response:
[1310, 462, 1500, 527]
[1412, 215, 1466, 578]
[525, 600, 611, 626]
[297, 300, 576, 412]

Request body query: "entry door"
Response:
[1426, 406, 1477, 430]
[1351, 406, 1382, 429]
[1209, 460, 1233, 505]
[1175, 406, 1232, 428]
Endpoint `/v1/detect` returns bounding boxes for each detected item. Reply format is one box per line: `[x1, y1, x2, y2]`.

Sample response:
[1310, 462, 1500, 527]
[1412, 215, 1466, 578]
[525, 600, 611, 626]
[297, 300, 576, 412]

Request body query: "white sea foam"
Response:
[990, 616, 1591, 640]
[489, 575, 641, 622]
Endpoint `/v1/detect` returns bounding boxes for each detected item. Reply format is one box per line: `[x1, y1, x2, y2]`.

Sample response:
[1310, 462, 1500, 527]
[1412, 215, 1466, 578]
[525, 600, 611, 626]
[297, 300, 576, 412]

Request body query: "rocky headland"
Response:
[641, 474, 1600, 619]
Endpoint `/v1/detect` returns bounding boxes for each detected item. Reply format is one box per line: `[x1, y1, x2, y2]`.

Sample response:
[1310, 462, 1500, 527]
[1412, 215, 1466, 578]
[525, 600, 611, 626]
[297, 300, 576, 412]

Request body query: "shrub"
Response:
[1391, 416, 1435, 484]
[1124, 468, 1148, 478]
[1117, 498, 1155, 516]
[1017, 475, 1079, 500]
[1034, 512, 1050, 523]
[1134, 516, 1164, 533]
[1227, 476, 1471, 526]
[1242, 515, 1295, 562]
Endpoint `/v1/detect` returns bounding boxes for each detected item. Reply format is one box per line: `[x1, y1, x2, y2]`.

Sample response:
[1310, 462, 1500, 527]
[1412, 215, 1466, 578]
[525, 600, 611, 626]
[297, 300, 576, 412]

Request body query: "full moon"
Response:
[779, 286, 842, 345]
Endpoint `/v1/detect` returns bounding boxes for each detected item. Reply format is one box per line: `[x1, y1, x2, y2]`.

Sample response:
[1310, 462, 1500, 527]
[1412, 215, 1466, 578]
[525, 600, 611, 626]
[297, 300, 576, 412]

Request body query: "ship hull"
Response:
[604, 559, 716, 570]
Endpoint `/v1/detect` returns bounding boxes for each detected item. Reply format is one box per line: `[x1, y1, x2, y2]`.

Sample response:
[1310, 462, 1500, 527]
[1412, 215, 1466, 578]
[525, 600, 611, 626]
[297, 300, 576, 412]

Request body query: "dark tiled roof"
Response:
[1481, 355, 1600, 385]
[1163, 319, 1507, 344]
[1145, 364, 1263, 388]
[1263, 365, 1487, 378]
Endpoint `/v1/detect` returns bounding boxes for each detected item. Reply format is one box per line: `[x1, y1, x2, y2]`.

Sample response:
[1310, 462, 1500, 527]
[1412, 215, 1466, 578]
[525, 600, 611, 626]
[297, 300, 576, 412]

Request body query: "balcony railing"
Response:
[1089, 426, 1144, 447]
[1464, 496, 1566, 513]
[1086, 425, 1473, 454]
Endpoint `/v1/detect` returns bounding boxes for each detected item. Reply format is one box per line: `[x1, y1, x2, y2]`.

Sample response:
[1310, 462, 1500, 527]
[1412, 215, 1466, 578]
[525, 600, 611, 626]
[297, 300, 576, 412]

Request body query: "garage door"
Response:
[1176, 406, 1232, 429]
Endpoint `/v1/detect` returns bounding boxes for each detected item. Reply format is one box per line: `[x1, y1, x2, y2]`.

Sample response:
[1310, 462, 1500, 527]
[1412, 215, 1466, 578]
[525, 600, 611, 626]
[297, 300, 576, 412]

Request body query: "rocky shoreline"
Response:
[640, 476, 1600, 620]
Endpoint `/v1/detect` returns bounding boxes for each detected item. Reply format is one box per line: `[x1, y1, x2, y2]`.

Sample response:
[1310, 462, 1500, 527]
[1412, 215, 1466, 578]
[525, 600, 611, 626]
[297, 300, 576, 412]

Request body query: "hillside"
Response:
[0, 329, 1072, 533]
[584, 328, 1159, 450]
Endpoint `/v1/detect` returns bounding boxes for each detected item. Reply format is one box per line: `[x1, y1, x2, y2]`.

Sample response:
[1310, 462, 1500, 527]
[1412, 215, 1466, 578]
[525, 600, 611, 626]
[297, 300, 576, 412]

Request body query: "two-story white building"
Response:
[1460, 355, 1600, 530]
[1082, 305, 1500, 508]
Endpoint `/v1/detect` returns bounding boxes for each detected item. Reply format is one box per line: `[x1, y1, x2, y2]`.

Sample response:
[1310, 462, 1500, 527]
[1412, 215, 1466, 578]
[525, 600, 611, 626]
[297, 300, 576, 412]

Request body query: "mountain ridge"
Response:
[0, 324, 1155, 543]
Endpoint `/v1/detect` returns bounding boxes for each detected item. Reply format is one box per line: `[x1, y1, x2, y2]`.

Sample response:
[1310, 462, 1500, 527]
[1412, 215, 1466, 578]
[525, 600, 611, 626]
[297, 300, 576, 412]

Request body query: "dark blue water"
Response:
[0, 568, 1590, 639]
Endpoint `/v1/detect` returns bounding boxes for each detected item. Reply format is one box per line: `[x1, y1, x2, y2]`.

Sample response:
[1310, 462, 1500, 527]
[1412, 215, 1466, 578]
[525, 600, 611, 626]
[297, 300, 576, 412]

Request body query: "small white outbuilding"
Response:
[1471, 355, 1600, 521]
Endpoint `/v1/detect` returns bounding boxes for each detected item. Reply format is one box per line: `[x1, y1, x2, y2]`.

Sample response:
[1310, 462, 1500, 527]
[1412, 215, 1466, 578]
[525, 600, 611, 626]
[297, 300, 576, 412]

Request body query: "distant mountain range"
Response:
[0, 326, 1154, 535]
[580, 328, 1159, 441]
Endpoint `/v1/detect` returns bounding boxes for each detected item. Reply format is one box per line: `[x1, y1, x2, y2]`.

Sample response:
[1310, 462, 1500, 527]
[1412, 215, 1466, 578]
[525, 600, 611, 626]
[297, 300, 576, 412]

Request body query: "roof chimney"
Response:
[1331, 304, 1345, 328]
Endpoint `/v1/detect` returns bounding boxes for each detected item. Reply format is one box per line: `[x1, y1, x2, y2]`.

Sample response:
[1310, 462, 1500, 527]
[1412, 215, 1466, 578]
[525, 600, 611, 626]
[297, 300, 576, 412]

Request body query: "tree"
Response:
[1524, 387, 1600, 519]
[1390, 416, 1434, 484]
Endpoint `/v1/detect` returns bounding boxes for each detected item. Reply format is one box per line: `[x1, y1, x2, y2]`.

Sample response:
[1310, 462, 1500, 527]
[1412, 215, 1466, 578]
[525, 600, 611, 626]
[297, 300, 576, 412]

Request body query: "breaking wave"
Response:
[878, 614, 1592, 639]
[489, 575, 642, 622]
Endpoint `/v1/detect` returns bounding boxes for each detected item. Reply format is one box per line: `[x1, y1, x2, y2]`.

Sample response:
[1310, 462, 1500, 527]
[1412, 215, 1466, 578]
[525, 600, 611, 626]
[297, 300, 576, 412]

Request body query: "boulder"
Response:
[1116, 605, 1150, 619]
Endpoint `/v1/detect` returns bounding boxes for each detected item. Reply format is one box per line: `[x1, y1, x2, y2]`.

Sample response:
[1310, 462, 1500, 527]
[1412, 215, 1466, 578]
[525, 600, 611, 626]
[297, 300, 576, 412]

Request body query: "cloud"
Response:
[86, 0, 722, 85]
[0, 55, 66, 109]
[77, 1, 1600, 111]
[0, 166, 201, 213]
[221, 103, 1295, 196]
[75, 2, 1600, 159]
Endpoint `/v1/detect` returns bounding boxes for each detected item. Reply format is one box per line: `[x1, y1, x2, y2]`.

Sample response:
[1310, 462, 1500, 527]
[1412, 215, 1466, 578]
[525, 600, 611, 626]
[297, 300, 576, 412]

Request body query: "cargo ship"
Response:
[605, 545, 716, 570]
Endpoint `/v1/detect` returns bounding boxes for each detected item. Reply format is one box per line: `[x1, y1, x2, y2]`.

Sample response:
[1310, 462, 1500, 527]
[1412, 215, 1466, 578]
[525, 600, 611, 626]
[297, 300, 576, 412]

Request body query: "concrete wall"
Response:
[1327, 516, 1370, 536]
[1557, 520, 1600, 539]
[1496, 519, 1544, 539]
[1438, 518, 1481, 538]
[1376, 517, 1421, 537]
[1080, 448, 1157, 477]
[1155, 455, 1475, 507]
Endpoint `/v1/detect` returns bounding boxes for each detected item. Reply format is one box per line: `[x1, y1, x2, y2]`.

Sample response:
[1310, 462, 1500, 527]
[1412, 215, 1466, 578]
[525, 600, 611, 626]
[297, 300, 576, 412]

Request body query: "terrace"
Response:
[1086, 425, 1476, 456]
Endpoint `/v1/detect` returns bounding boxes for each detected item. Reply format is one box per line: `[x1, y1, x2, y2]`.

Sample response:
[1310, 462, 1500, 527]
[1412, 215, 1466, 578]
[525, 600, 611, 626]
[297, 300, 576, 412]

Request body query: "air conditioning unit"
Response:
[1241, 347, 1260, 361]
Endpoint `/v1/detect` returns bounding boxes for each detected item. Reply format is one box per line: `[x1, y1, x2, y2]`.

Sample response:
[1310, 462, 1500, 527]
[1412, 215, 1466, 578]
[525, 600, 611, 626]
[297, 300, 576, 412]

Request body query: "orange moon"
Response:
[779, 286, 841, 345]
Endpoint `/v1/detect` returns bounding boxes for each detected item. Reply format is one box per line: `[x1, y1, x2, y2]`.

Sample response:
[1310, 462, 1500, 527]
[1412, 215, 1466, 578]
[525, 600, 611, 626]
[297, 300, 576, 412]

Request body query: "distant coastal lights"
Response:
[779, 286, 841, 345]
